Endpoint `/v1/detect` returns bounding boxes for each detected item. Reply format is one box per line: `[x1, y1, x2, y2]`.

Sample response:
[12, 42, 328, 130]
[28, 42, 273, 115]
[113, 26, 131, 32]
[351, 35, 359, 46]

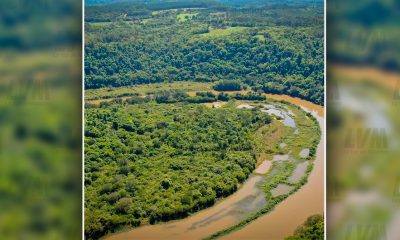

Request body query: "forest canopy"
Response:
[85, 103, 271, 239]
[286, 214, 324, 240]
[85, 2, 324, 104]
[84, 1, 324, 239]
[213, 80, 243, 91]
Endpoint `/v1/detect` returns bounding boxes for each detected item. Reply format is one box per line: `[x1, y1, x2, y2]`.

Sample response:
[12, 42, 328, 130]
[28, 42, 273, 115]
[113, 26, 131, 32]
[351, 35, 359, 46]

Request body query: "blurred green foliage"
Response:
[0, 0, 82, 239]
[328, 0, 400, 70]
[328, 0, 400, 239]
[0, 0, 81, 50]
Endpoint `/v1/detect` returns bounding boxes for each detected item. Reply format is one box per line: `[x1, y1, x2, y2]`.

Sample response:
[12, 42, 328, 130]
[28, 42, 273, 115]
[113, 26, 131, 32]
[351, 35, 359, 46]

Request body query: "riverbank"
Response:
[220, 98, 324, 240]
[102, 96, 323, 240]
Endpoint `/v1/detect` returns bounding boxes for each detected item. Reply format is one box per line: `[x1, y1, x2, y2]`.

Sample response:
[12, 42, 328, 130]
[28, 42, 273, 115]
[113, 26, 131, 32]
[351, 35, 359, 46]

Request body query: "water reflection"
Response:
[261, 104, 296, 128]
[271, 184, 294, 197]
[288, 161, 309, 184]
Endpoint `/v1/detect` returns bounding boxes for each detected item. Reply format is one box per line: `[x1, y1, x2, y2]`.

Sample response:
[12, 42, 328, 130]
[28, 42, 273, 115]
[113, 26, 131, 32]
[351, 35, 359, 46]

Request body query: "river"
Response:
[105, 94, 325, 240]
[222, 94, 324, 240]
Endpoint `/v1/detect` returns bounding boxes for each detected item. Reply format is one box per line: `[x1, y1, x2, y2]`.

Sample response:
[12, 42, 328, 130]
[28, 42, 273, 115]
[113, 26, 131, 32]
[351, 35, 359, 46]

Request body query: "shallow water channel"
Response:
[106, 96, 324, 240]
[222, 95, 324, 240]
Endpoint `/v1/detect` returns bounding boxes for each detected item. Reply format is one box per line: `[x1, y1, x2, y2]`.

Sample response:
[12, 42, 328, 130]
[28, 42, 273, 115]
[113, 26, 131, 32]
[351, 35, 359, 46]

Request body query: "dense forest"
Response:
[85, 103, 271, 239]
[85, 1, 324, 104]
[286, 214, 324, 240]
[84, 1, 324, 239]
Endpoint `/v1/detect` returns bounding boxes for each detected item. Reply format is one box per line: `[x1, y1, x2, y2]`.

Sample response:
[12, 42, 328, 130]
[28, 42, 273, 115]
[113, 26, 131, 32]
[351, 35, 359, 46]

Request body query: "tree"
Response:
[115, 198, 132, 214]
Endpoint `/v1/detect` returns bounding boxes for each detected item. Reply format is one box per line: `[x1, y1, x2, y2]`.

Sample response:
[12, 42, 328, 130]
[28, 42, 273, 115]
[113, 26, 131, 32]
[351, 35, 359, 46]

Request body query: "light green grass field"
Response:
[197, 27, 248, 38]
[177, 13, 198, 22]
[88, 22, 112, 27]
[85, 81, 213, 100]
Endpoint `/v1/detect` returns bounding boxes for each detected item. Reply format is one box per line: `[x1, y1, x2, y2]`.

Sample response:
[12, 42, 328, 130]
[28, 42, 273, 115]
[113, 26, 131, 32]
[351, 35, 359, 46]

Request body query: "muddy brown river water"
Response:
[222, 95, 324, 240]
[105, 95, 324, 240]
[106, 175, 267, 240]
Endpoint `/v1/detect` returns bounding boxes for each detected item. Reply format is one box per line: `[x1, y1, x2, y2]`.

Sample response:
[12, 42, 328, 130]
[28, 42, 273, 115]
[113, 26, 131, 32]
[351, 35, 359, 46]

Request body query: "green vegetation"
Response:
[85, 103, 271, 239]
[84, 84, 321, 239]
[1, 2, 82, 239]
[85, 82, 212, 100]
[85, 2, 324, 105]
[0, 50, 82, 240]
[149, 90, 265, 104]
[328, 1, 400, 71]
[197, 27, 248, 38]
[84, 1, 324, 239]
[213, 80, 243, 91]
[286, 214, 324, 240]
[206, 101, 321, 239]
[177, 13, 198, 22]
[85, 89, 266, 107]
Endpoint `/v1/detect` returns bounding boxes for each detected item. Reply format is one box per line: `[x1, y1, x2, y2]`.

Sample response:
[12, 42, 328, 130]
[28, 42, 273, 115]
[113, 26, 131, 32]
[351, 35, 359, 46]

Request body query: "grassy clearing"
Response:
[177, 13, 198, 22]
[254, 35, 266, 41]
[151, 10, 176, 16]
[88, 22, 112, 27]
[196, 27, 248, 38]
[86, 81, 252, 104]
[203, 101, 228, 108]
[85, 82, 212, 101]
[186, 89, 250, 97]
[253, 119, 288, 164]
[282, 103, 320, 158]
[142, 19, 152, 24]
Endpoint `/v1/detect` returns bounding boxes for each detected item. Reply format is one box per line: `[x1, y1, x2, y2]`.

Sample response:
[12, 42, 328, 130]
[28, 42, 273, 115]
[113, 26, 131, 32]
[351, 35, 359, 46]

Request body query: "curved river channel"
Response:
[106, 94, 324, 240]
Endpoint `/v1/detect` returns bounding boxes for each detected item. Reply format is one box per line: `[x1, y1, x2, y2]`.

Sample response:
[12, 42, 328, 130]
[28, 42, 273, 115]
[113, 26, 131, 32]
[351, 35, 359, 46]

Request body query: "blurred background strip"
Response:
[327, 0, 400, 239]
[0, 0, 82, 239]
